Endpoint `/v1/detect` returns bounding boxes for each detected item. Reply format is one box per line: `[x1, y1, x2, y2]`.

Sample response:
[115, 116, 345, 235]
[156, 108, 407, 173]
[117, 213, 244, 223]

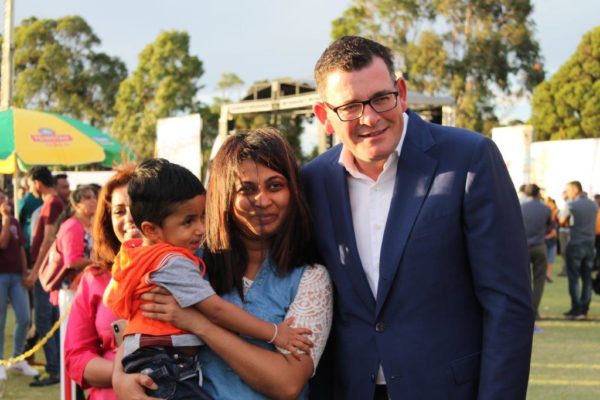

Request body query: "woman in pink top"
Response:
[50, 185, 98, 305]
[65, 165, 140, 400]
[49, 185, 98, 393]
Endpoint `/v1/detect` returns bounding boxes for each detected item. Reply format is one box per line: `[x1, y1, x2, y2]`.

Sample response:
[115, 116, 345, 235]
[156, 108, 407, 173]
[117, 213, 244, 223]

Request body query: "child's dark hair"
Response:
[128, 158, 206, 228]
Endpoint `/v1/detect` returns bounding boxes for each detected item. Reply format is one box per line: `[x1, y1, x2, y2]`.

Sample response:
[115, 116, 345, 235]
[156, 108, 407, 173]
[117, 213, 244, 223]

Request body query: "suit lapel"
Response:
[376, 113, 438, 316]
[324, 158, 376, 311]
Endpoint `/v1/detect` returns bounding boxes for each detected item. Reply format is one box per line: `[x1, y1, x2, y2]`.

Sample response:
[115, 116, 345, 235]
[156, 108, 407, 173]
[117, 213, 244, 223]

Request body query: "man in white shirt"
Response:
[302, 36, 534, 400]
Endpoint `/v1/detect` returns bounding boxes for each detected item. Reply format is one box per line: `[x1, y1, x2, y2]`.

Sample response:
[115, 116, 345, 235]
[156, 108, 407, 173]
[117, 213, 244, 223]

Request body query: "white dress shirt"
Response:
[338, 113, 408, 385]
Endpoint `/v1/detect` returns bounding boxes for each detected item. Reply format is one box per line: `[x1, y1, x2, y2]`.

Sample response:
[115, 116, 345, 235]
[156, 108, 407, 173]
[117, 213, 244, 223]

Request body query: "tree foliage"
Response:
[215, 72, 244, 103]
[209, 74, 311, 163]
[234, 112, 307, 162]
[111, 31, 204, 160]
[5, 16, 127, 128]
[330, 0, 544, 133]
[530, 27, 600, 140]
[217, 72, 244, 89]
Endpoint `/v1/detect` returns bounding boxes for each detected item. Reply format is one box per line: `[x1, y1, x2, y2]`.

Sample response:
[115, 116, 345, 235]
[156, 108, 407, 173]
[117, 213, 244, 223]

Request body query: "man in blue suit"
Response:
[302, 36, 534, 399]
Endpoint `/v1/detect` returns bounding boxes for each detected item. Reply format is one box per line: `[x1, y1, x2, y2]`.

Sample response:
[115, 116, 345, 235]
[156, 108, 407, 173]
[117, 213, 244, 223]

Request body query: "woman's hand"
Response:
[23, 270, 37, 289]
[545, 228, 557, 240]
[140, 287, 210, 334]
[113, 345, 161, 400]
[113, 372, 160, 400]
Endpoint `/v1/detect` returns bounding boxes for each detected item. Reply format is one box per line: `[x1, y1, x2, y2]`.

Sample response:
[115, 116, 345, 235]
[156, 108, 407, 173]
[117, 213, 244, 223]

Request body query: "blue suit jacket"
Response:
[301, 110, 534, 400]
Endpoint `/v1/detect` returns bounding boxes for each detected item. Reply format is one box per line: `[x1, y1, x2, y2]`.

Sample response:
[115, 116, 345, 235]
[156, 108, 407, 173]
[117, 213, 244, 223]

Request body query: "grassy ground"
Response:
[528, 256, 600, 399]
[1, 256, 599, 399]
[1, 309, 56, 399]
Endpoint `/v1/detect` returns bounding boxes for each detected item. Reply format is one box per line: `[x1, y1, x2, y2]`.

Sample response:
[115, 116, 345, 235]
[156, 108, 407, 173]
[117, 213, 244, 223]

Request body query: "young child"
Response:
[103, 159, 311, 400]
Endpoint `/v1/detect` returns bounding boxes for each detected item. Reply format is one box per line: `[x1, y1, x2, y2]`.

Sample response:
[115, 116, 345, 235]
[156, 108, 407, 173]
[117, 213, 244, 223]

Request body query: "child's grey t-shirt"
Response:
[150, 254, 215, 307]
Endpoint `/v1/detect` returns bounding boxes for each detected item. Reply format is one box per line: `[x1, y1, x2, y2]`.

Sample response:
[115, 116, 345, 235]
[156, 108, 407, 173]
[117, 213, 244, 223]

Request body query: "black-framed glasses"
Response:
[325, 91, 399, 121]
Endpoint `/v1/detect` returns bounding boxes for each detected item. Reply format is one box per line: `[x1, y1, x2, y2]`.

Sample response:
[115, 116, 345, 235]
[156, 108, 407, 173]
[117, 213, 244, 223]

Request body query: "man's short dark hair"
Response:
[524, 184, 541, 198]
[128, 158, 206, 228]
[27, 166, 54, 187]
[314, 36, 396, 96]
[567, 181, 583, 193]
[53, 173, 68, 186]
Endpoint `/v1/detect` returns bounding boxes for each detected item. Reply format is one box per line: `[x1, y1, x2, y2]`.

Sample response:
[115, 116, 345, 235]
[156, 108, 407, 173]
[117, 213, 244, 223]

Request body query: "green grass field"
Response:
[1, 256, 599, 399]
[527, 257, 600, 399]
[1, 308, 56, 400]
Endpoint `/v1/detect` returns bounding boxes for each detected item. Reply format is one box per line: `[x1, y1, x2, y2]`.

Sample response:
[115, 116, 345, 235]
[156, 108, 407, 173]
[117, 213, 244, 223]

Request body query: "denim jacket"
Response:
[199, 256, 307, 399]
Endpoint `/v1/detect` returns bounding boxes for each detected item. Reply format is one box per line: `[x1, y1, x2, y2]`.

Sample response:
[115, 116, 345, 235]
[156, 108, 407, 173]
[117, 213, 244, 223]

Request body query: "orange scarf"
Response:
[105, 239, 205, 336]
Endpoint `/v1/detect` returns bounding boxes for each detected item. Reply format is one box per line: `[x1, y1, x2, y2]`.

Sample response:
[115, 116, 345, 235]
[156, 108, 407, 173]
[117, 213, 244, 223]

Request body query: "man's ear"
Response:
[396, 78, 408, 113]
[313, 103, 335, 135]
[140, 221, 161, 241]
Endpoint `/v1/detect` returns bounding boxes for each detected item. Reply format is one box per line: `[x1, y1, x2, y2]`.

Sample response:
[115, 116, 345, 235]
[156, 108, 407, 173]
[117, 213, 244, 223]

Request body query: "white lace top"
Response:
[242, 264, 333, 373]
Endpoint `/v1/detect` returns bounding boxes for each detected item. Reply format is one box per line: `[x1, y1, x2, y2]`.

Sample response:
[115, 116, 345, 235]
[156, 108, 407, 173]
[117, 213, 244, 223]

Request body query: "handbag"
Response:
[38, 239, 77, 292]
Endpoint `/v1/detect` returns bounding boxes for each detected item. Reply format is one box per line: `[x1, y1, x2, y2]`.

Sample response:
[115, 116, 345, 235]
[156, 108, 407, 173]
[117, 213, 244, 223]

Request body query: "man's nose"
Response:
[359, 103, 380, 126]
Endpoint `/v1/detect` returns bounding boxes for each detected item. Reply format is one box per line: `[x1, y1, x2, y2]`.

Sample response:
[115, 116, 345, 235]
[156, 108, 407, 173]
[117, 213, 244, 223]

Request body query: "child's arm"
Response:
[195, 295, 314, 356]
[150, 254, 314, 355]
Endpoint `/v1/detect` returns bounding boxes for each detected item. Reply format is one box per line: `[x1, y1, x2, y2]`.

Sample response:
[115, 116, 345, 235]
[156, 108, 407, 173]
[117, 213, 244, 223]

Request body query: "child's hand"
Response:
[273, 317, 314, 360]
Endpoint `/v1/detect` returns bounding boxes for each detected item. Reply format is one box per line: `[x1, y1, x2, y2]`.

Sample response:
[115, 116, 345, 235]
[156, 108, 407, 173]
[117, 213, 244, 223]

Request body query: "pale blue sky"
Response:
[2, 0, 599, 122]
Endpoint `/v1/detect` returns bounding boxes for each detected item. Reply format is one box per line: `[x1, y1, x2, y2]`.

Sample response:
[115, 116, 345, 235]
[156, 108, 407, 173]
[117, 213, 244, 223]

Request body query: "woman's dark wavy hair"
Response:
[204, 127, 315, 296]
[91, 163, 137, 271]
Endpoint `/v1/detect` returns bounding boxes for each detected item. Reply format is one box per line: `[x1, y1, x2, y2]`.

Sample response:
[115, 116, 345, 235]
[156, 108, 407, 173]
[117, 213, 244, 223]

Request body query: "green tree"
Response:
[406, 30, 447, 94]
[234, 112, 306, 162]
[216, 72, 244, 101]
[197, 101, 221, 179]
[208, 76, 310, 163]
[530, 27, 600, 140]
[330, 0, 543, 134]
[7, 16, 127, 128]
[111, 31, 204, 159]
[331, 0, 434, 71]
[217, 72, 244, 89]
[200, 72, 246, 167]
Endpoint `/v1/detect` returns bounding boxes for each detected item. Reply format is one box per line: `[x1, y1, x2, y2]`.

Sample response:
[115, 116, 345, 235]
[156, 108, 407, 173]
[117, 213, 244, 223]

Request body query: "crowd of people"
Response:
[519, 181, 599, 327]
[0, 36, 597, 400]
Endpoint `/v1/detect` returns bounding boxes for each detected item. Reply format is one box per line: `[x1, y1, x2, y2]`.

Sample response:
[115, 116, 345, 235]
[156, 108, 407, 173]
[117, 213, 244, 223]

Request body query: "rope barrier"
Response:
[0, 303, 71, 367]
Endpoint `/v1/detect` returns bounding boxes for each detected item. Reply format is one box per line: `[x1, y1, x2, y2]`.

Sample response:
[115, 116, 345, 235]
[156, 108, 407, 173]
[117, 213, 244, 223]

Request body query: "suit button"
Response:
[375, 322, 385, 332]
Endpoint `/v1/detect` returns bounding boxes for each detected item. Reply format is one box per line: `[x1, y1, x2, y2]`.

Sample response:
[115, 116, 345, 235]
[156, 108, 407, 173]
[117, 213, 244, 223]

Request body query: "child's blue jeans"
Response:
[122, 345, 212, 400]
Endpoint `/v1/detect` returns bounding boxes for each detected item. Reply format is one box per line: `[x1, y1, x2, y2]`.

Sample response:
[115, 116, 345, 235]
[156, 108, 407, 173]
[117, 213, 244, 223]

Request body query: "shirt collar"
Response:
[338, 112, 409, 178]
